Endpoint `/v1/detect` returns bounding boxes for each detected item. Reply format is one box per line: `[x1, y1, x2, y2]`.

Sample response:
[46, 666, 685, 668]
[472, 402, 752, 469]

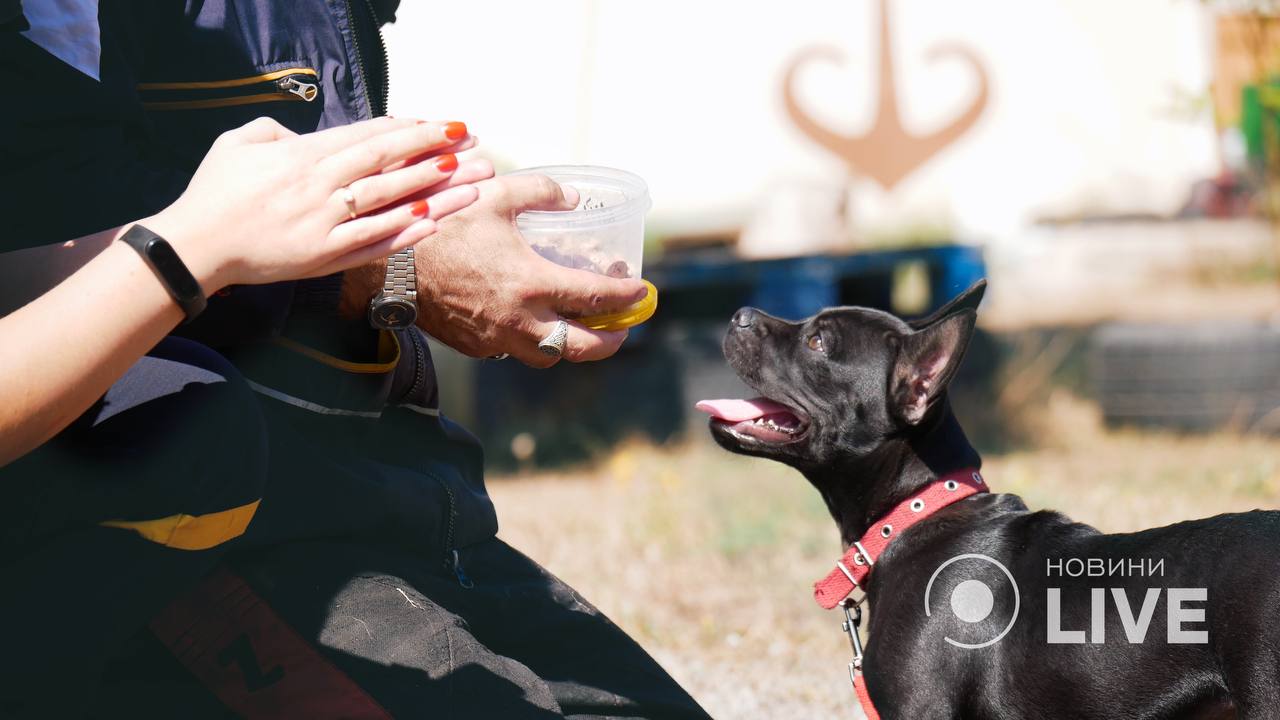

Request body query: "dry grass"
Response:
[489, 394, 1280, 719]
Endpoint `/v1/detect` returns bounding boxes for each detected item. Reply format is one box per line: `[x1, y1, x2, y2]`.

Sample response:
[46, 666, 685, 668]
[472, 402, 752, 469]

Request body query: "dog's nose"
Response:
[733, 307, 757, 328]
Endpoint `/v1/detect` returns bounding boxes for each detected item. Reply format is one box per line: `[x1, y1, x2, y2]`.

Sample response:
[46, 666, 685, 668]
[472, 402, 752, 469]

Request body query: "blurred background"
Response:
[385, 1, 1279, 717]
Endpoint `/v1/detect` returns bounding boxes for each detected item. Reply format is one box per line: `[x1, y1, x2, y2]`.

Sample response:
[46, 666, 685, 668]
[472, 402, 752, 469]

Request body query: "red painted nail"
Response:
[435, 153, 459, 172]
[410, 199, 430, 217]
[443, 121, 468, 141]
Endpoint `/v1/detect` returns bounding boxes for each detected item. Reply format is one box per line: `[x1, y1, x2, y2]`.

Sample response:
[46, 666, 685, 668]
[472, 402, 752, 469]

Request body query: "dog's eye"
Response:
[807, 334, 825, 353]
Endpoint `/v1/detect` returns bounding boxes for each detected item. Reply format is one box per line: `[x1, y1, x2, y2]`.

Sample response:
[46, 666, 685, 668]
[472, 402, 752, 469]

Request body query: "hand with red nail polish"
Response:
[0, 116, 495, 465]
[145, 116, 493, 292]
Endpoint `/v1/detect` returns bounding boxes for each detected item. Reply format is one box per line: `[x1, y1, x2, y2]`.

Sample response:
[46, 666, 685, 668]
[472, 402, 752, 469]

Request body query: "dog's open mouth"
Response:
[695, 397, 810, 444]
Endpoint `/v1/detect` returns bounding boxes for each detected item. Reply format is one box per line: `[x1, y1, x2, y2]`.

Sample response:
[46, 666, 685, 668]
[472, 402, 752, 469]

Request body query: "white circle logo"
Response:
[924, 553, 1020, 649]
[950, 579, 994, 623]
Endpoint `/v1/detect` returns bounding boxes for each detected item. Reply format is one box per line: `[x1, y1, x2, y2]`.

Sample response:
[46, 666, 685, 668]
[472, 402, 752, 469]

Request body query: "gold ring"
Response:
[342, 186, 358, 220]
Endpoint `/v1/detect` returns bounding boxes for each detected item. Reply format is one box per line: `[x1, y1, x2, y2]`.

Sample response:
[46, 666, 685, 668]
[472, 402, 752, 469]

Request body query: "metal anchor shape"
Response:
[783, 0, 990, 190]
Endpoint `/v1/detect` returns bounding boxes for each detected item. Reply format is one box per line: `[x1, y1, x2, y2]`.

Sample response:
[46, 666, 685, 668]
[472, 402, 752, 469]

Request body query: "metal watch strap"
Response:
[368, 248, 417, 330]
[385, 248, 416, 302]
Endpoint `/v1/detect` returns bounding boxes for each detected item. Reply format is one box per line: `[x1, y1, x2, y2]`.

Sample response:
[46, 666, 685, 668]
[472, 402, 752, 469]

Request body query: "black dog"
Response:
[697, 280, 1278, 720]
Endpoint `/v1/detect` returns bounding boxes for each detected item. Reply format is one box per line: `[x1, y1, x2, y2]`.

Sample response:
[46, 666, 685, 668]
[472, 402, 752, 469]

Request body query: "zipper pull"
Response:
[450, 549, 474, 589]
[277, 75, 319, 102]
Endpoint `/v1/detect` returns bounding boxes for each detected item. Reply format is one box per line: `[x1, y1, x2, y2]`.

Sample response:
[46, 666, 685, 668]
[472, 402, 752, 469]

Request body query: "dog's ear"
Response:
[908, 279, 986, 330]
[890, 309, 977, 425]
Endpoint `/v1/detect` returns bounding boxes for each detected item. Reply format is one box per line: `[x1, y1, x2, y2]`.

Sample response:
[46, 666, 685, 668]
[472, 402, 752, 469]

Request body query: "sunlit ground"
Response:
[490, 393, 1280, 719]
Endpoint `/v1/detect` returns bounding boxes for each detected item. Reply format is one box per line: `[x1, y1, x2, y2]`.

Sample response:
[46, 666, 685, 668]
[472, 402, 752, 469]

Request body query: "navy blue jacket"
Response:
[0, 1, 498, 565]
[2, 0, 394, 342]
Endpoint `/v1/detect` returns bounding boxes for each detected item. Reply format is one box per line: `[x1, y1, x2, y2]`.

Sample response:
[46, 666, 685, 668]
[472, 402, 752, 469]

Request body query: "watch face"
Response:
[369, 296, 418, 330]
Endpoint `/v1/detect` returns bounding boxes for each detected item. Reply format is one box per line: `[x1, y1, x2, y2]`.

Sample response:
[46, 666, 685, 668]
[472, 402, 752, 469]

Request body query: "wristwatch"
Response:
[368, 248, 418, 330]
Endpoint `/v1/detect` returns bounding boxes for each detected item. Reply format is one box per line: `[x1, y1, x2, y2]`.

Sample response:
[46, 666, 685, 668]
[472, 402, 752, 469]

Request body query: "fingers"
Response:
[412, 184, 481, 221]
[299, 116, 417, 155]
[318, 121, 470, 187]
[485, 174, 579, 215]
[508, 316, 629, 368]
[383, 135, 478, 173]
[429, 158, 495, 191]
[393, 158, 495, 205]
[561, 324, 629, 362]
[336, 152, 463, 220]
[325, 184, 479, 258]
[216, 116, 296, 146]
[538, 262, 649, 317]
[313, 218, 438, 278]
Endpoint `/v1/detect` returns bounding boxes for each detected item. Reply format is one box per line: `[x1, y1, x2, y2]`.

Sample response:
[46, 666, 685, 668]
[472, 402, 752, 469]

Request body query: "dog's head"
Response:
[697, 280, 985, 473]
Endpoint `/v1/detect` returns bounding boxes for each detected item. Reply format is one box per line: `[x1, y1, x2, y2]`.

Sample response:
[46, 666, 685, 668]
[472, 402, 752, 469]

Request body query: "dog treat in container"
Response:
[509, 165, 657, 331]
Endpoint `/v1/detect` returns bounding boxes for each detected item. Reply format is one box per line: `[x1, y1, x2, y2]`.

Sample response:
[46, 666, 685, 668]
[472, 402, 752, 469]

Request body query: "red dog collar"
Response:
[813, 468, 987, 609]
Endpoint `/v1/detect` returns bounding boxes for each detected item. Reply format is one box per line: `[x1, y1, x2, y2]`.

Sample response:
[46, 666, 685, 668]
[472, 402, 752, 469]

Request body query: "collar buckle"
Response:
[852, 540, 875, 567]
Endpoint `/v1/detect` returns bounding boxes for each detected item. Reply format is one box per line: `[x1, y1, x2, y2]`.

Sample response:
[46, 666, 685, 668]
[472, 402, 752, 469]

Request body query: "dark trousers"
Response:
[1, 338, 707, 719]
[99, 539, 707, 720]
[1, 337, 269, 718]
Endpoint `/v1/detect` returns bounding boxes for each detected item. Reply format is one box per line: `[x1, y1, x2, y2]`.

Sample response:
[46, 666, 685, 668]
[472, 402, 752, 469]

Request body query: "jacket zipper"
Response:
[433, 476, 474, 588]
[405, 330, 427, 404]
[138, 68, 320, 111]
[391, 326, 465, 583]
[363, 0, 391, 117]
[410, 330, 467, 587]
[344, 0, 390, 117]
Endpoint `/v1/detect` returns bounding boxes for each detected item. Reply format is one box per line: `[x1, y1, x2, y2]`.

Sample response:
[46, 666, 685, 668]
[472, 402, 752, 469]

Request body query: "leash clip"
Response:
[840, 597, 866, 673]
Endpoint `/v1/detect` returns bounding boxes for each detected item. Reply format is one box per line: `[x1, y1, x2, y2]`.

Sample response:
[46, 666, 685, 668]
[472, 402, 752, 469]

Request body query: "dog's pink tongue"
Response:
[695, 397, 792, 422]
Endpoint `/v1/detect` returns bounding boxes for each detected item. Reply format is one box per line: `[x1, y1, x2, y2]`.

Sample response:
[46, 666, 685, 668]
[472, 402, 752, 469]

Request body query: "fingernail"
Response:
[562, 185, 580, 207]
[444, 121, 468, 140]
[410, 199, 430, 217]
[435, 153, 459, 172]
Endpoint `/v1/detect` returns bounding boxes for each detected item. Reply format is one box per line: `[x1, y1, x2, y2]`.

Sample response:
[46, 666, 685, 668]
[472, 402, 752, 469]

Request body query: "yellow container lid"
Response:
[577, 280, 658, 332]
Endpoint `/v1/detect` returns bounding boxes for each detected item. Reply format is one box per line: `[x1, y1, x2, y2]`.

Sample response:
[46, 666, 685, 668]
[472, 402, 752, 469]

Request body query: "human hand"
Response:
[143, 116, 487, 294]
[413, 174, 649, 368]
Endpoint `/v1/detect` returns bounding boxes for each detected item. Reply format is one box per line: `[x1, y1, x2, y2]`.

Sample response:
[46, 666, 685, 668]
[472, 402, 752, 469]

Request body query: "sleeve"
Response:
[0, 15, 294, 344]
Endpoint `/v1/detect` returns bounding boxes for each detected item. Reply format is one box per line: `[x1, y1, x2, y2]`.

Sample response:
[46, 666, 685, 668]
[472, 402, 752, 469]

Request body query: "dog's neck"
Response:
[806, 397, 982, 546]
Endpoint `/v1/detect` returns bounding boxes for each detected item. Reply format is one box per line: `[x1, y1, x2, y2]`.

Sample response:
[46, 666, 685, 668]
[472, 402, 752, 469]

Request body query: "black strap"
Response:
[119, 224, 208, 322]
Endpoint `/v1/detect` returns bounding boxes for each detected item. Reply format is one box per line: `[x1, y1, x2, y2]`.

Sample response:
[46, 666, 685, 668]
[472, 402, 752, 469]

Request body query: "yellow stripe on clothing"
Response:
[271, 332, 401, 374]
[142, 94, 301, 111]
[137, 67, 317, 90]
[100, 499, 260, 550]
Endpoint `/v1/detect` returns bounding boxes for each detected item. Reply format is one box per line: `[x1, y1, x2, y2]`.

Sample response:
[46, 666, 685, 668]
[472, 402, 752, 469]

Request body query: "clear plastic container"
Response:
[511, 165, 650, 278]
[510, 165, 657, 330]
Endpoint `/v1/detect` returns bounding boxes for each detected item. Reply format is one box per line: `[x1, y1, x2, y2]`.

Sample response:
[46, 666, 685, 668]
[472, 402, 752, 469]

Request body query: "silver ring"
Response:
[342, 186, 358, 220]
[489, 353, 509, 361]
[537, 320, 569, 358]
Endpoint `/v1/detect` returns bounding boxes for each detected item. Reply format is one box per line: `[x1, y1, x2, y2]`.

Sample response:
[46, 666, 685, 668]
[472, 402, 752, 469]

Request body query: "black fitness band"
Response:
[119, 224, 208, 322]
